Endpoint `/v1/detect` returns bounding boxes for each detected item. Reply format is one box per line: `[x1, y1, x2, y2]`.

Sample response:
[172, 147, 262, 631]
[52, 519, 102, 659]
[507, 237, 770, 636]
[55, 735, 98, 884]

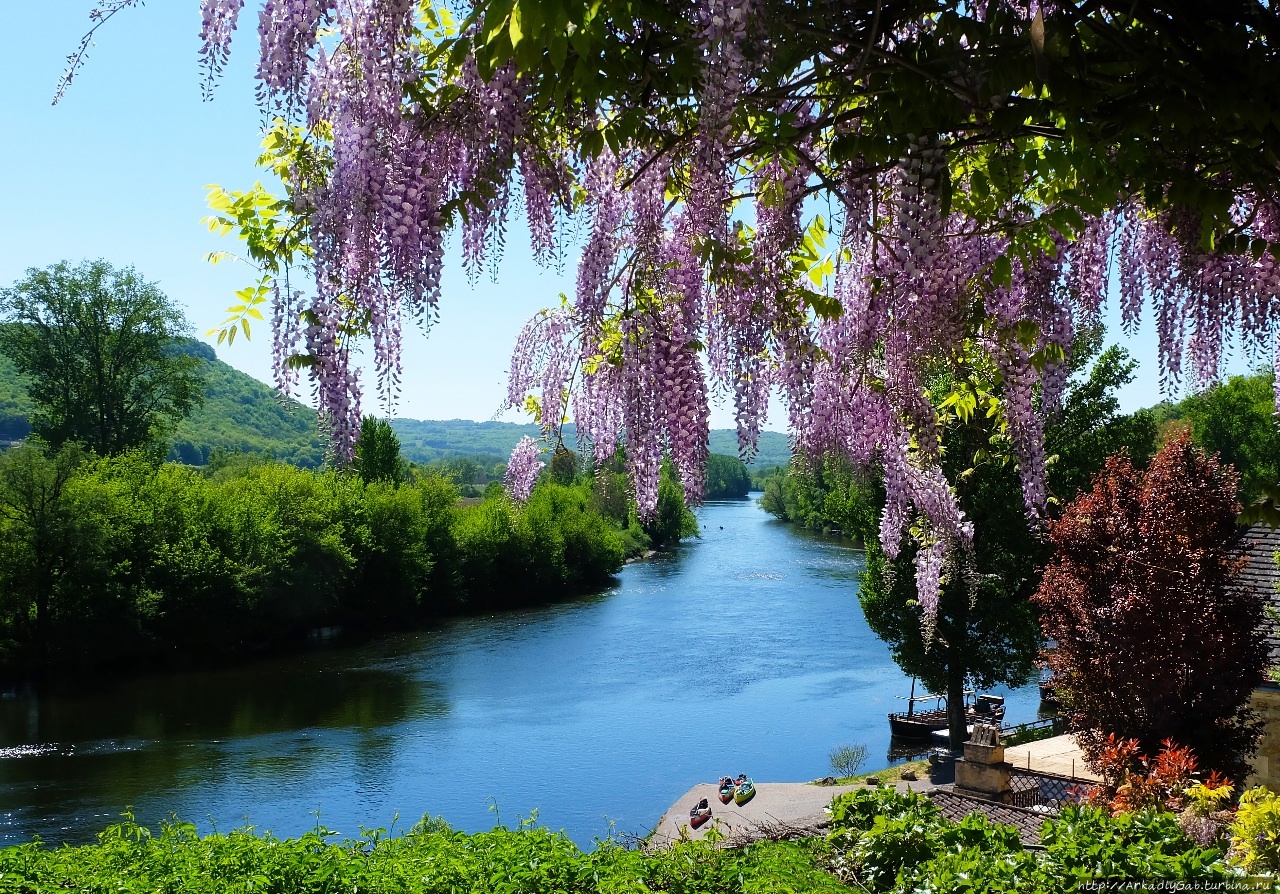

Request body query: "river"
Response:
[0, 499, 1040, 847]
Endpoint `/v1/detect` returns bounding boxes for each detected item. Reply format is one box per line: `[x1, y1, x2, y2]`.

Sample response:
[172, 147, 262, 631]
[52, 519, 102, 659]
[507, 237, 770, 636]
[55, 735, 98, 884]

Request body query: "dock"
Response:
[650, 779, 936, 848]
[1004, 733, 1101, 781]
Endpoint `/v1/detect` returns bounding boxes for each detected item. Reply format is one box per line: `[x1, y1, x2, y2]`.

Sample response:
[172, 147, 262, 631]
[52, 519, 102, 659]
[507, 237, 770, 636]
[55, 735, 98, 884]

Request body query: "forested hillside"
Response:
[2, 342, 793, 468]
[166, 341, 326, 467]
[0, 351, 32, 442]
[391, 419, 791, 468]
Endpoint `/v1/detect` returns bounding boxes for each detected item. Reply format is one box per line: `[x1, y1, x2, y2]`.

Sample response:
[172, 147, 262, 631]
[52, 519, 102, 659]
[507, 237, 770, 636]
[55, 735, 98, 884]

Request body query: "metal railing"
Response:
[1009, 768, 1097, 810]
[1000, 716, 1065, 747]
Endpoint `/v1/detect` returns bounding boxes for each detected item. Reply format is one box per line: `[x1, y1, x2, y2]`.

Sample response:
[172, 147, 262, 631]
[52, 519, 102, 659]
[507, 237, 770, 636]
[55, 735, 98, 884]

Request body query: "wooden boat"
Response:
[717, 777, 736, 804]
[733, 776, 756, 805]
[1038, 668, 1059, 705]
[887, 682, 1005, 739]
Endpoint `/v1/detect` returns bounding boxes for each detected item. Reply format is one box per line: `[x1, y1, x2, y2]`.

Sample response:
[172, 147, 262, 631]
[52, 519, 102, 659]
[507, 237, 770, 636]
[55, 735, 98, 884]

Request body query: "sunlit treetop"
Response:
[66, 0, 1280, 622]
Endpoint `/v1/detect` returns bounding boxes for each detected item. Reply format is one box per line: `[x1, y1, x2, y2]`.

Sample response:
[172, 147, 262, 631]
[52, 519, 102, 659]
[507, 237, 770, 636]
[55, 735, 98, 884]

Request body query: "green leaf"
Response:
[548, 33, 568, 70]
[508, 1, 524, 48]
[991, 255, 1012, 288]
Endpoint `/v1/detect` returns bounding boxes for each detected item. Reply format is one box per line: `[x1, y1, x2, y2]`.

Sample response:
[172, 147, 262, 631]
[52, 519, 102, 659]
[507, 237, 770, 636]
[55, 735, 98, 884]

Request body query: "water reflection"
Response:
[0, 663, 441, 745]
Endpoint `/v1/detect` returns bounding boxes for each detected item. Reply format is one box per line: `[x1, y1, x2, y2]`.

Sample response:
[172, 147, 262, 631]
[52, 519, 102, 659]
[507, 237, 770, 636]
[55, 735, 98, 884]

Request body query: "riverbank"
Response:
[0, 500, 1041, 849]
[0, 450, 702, 685]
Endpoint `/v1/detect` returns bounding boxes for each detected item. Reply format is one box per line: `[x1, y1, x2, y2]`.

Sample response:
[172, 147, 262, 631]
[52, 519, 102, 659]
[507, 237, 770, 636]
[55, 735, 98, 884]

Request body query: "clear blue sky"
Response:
[1, 4, 1266, 427]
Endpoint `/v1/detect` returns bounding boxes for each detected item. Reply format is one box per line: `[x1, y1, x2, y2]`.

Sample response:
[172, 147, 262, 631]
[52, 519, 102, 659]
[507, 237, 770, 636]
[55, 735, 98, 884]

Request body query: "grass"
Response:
[820, 758, 931, 787]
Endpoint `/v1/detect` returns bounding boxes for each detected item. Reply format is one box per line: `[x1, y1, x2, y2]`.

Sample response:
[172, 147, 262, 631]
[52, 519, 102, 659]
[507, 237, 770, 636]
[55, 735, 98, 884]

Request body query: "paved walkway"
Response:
[650, 779, 936, 848]
[1005, 734, 1100, 781]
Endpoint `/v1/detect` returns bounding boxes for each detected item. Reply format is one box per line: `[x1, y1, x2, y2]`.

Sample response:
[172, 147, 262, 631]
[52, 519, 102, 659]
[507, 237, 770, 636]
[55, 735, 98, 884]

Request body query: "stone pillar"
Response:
[954, 723, 1013, 803]
[1247, 683, 1280, 790]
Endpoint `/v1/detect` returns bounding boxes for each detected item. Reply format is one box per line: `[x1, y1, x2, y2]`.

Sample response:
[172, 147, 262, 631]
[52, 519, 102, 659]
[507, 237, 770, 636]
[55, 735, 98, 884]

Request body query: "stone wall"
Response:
[1247, 683, 1280, 789]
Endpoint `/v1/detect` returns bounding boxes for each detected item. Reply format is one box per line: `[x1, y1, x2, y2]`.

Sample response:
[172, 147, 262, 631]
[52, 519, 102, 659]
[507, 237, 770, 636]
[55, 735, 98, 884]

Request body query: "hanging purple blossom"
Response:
[504, 436, 545, 502]
[198, 0, 244, 94]
[179, 0, 1280, 632]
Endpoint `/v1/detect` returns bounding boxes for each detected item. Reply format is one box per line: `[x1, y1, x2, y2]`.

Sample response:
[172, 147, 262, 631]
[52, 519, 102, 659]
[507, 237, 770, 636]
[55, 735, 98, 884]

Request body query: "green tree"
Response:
[643, 461, 700, 549]
[1179, 371, 1279, 506]
[1042, 341, 1160, 505]
[548, 446, 580, 485]
[760, 453, 882, 542]
[704, 453, 751, 499]
[860, 339, 1157, 744]
[0, 261, 204, 456]
[354, 416, 404, 485]
[0, 442, 87, 659]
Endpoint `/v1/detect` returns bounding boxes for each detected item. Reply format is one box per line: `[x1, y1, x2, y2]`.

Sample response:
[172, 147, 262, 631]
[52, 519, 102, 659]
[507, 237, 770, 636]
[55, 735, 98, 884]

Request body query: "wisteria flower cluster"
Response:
[170, 0, 1280, 627]
[503, 436, 545, 501]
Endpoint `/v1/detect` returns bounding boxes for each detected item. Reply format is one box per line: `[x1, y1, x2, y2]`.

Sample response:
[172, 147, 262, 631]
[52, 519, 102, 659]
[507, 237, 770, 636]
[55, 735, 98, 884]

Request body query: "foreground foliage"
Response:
[826, 787, 1241, 892]
[1232, 787, 1280, 875]
[0, 816, 846, 894]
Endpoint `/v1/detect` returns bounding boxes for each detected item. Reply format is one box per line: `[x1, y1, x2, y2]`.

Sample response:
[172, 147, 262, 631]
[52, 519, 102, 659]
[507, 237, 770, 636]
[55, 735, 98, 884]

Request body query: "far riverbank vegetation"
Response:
[0, 432, 703, 680]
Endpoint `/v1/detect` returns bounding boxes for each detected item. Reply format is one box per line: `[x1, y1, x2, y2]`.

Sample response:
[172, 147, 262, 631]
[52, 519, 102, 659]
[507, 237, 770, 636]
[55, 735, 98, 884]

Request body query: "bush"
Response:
[1085, 735, 1206, 815]
[826, 787, 1237, 892]
[1230, 786, 1280, 874]
[0, 450, 635, 675]
[0, 814, 848, 894]
[829, 743, 869, 778]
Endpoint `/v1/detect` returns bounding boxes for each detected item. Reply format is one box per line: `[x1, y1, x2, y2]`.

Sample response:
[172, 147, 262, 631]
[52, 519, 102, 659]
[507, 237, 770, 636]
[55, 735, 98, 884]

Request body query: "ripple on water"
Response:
[0, 743, 64, 760]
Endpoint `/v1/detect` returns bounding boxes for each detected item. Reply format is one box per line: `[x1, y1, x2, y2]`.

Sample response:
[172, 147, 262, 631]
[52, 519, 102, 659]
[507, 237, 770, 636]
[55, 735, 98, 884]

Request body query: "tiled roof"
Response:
[929, 788, 1057, 846]
[1239, 523, 1280, 663]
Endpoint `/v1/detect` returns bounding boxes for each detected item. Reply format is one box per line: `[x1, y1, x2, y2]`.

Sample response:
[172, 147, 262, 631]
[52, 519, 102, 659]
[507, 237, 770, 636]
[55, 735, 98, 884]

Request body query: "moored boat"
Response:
[733, 776, 756, 805]
[887, 686, 1005, 739]
[1038, 667, 1059, 705]
[717, 776, 735, 804]
[689, 797, 712, 828]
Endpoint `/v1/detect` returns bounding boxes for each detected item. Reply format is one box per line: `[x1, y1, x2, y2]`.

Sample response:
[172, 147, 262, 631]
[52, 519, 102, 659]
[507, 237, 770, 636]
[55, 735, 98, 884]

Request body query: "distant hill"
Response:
[1, 346, 793, 468]
[166, 341, 327, 467]
[708, 429, 790, 469]
[0, 351, 33, 442]
[0, 339, 326, 465]
[392, 418, 791, 468]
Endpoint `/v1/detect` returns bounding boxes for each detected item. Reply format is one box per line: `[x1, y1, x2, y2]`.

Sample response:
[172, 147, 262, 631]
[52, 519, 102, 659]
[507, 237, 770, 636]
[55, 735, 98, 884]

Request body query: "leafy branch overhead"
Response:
[67, 0, 1280, 626]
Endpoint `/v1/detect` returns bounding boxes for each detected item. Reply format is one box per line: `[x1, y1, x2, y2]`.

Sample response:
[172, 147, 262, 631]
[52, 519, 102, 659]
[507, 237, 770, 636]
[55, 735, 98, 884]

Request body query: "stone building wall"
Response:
[1247, 683, 1280, 790]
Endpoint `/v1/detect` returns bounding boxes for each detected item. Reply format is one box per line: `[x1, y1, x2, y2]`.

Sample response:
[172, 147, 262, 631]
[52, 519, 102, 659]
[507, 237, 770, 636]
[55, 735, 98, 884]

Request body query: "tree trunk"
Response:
[947, 667, 967, 751]
[32, 539, 50, 664]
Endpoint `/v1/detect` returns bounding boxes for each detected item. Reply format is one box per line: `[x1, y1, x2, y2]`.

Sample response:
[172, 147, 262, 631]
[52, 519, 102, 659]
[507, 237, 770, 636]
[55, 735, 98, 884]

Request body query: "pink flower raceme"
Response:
[504, 437, 545, 502]
[184, 0, 1280, 629]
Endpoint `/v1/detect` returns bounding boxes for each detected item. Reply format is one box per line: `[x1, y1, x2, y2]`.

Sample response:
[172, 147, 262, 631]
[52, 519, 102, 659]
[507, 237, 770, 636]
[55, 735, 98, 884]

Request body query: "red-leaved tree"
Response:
[1034, 432, 1267, 781]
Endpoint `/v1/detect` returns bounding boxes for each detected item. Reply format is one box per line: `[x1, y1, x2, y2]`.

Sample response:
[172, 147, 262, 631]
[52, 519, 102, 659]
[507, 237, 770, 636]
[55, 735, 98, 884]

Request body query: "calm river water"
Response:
[0, 499, 1039, 847]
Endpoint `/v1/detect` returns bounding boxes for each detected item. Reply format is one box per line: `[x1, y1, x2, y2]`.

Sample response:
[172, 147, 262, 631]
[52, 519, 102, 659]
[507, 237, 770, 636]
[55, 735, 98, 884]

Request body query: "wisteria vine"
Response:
[98, 0, 1280, 627]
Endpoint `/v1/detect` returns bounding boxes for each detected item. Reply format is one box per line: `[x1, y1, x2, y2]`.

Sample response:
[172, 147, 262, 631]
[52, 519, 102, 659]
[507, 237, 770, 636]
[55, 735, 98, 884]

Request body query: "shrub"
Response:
[826, 786, 1236, 892]
[0, 814, 849, 894]
[1085, 735, 1208, 815]
[0, 449, 634, 674]
[829, 743, 869, 778]
[1230, 786, 1280, 874]
[1179, 777, 1236, 848]
[1034, 432, 1267, 780]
